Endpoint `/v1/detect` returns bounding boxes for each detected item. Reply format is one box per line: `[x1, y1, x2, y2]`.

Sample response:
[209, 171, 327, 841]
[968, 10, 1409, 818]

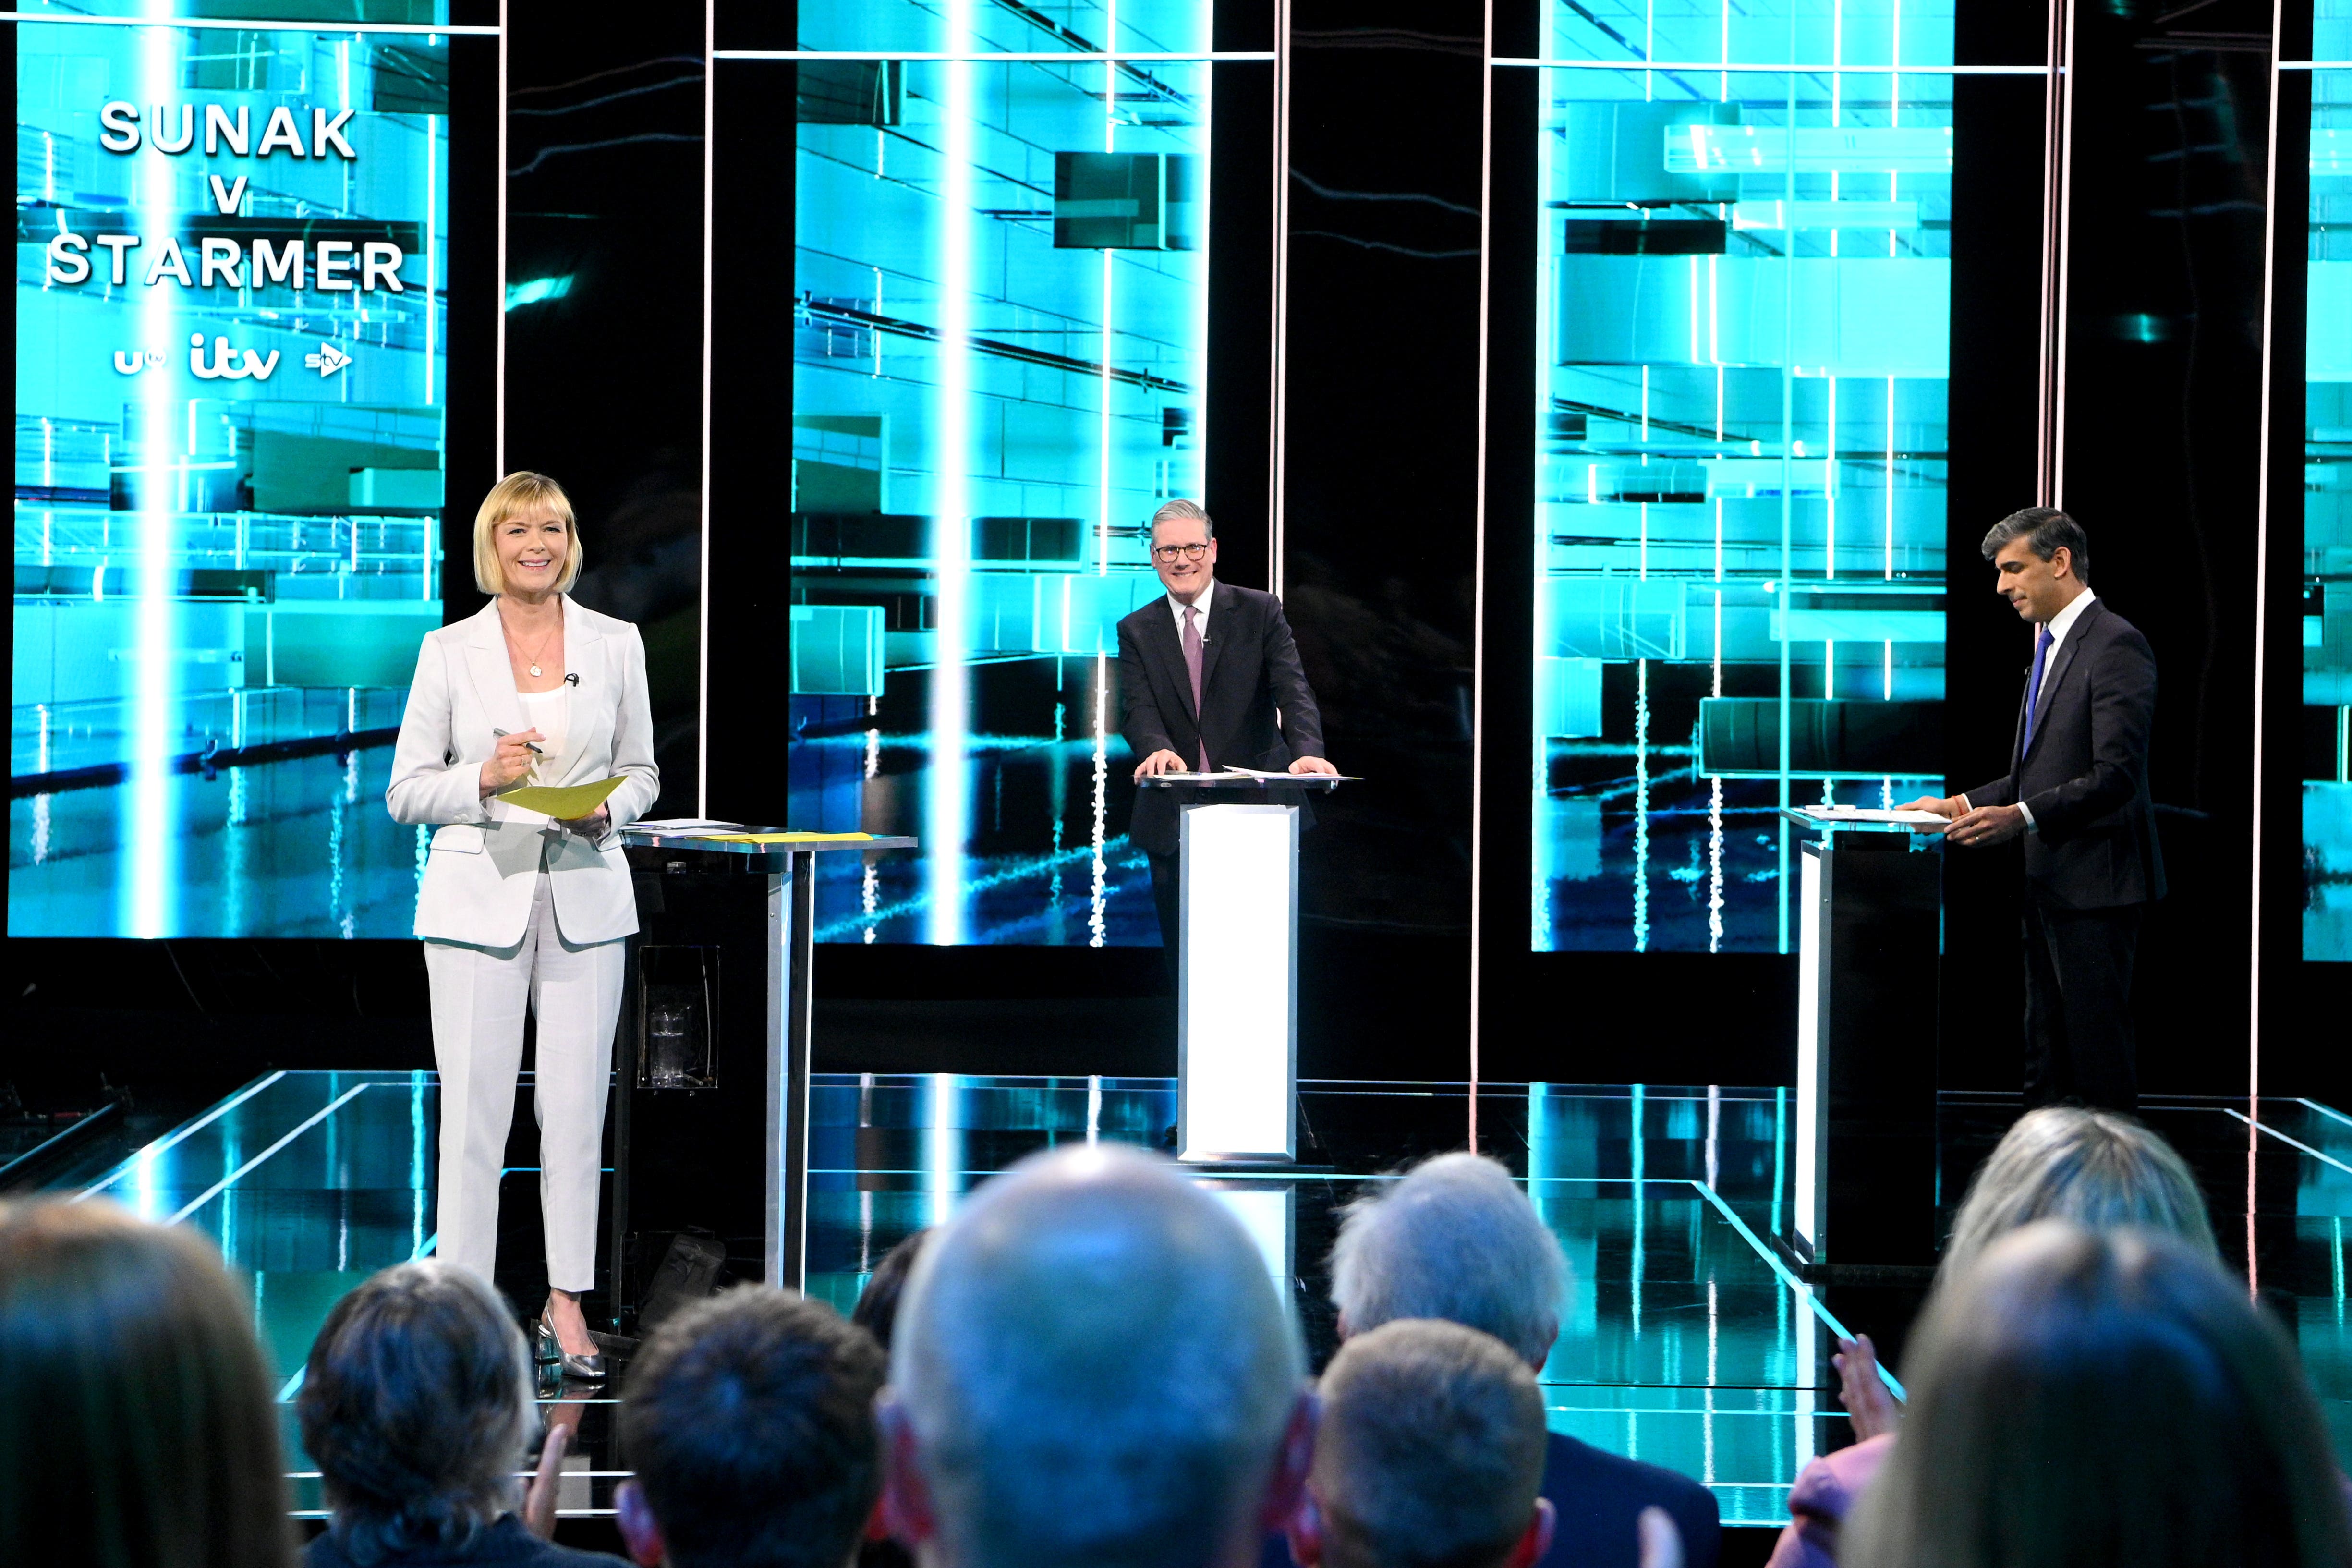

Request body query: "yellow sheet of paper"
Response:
[496, 775, 626, 819]
[693, 831, 874, 844]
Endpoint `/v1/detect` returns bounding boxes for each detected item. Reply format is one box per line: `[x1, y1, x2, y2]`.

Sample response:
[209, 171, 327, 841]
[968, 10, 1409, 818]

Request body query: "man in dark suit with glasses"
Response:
[1115, 498, 1334, 961]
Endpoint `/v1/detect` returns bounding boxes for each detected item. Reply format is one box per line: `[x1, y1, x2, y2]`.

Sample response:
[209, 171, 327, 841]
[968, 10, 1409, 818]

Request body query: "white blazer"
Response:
[386, 597, 661, 948]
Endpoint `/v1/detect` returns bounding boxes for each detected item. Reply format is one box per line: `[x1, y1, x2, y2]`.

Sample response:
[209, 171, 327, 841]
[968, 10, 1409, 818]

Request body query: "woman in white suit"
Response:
[386, 472, 658, 1382]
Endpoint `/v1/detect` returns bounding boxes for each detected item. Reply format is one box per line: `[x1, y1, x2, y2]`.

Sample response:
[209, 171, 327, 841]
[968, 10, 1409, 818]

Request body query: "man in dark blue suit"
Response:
[1904, 508, 2165, 1112]
[1276, 1153, 1720, 1568]
[1115, 499, 1334, 958]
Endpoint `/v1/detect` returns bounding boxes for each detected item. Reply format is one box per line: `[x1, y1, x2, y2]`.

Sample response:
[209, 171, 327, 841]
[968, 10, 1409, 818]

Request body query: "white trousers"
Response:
[425, 871, 626, 1293]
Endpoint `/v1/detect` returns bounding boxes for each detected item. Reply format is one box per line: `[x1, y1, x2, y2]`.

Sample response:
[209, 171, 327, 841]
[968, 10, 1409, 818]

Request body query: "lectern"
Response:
[1138, 774, 1347, 1165]
[1779, 810, 1941, 1277]
[607, 829, 913, 1320]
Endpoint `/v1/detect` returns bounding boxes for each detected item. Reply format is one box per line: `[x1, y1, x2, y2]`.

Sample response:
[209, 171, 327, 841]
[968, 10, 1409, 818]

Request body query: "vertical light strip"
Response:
[2246, 0, 2284, 1266]
[2038, 0, 2075, 506]
[1098, 9, 1116, 576]
[928, 5, 976, 945]
[698, 0, 716, 814]
[496, 0, 509, 475]
[1270, 0, 1293, 594]
[129, 7, 178, 938]
[1099, 250, 1115, 575]
[424, 113, 438, 409]
[1467, 0, 1495, 1150]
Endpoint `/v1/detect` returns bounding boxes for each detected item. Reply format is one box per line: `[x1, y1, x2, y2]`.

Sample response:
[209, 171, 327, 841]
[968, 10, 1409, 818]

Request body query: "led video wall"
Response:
[1531, 1, 1955, 953]
[2312, 41, 2352, 962]
[12, 15, 450, 938]
[781, 0, 1215, 945]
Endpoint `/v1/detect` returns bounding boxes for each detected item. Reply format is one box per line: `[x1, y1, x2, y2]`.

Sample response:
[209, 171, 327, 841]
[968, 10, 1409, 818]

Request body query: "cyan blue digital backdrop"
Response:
[2308, 9, 2352, 961]
[6, 0, 2343, 975]
[12, 11, 452, 939]
[780, 0, 1220, 947]
[1529, 4, 1955, 955]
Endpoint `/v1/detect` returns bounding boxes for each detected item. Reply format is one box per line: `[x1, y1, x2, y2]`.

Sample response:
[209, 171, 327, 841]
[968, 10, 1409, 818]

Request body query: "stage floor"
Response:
[39, 1071, 2352, 1532]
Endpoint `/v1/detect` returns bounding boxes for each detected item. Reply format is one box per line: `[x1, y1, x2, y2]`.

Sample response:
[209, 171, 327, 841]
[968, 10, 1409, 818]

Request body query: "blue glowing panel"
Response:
[12, 19, 450, 938]
[2309, 56, 2352, 962]
[787, 8, 1213, 945]
[1532, 1, 1957, 954]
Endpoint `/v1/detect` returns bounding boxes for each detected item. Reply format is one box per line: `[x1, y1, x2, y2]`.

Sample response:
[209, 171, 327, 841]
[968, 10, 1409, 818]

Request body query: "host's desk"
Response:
[1777, 810, 1941, 1281]
[605, 830, 913, 1325]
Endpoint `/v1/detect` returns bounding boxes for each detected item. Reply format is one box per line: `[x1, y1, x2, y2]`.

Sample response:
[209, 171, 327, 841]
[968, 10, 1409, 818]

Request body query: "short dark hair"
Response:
[1313, 1320, 1549, 1568]
[851, 1228, 931, 1354]
[296, 1262, 533, 1566]
[0, 1199, 294, 1568]
[1980, 506, 2091, 584]
[621, 1287, 887, 1568]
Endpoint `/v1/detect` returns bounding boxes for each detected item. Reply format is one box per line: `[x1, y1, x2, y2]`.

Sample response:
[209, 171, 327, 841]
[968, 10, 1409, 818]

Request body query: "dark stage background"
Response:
[4, 0, 2341, 1152]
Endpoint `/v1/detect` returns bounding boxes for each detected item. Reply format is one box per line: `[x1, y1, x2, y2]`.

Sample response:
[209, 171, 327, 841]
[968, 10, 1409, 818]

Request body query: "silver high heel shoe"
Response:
[536, 1308, 607, 1384]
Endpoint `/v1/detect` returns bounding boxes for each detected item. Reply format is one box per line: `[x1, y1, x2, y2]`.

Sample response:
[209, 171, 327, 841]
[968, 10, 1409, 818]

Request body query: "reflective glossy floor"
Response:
[43, 1070, 2352, 1530]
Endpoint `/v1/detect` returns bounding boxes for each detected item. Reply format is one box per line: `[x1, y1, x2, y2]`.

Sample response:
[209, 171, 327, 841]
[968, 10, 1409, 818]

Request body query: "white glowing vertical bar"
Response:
[1825, 375, 1836, 577]
[1100, 251, 1114, 575]
[1099, 13, 1116, 576]
[130, 11, 180, 938]
[1886, 375, 1895, 696]
[425, 114, 438, 410]
[928, 12, 975, 946]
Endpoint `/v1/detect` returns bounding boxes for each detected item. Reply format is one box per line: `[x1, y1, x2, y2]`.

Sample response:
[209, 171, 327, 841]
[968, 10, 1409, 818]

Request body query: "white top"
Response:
[1166, 576, 1215, 642]
[386, 596, 660, 948]
[2037, 588, 2097, 697]
[517, 686, 569, 780]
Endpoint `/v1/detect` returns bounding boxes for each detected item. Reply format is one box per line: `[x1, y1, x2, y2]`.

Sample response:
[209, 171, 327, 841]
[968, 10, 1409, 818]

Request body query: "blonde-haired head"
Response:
[472, 472, 582, 596]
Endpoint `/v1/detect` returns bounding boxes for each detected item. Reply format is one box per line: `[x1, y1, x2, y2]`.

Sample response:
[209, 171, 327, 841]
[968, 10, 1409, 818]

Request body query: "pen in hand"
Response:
[492, 727, 544, 754]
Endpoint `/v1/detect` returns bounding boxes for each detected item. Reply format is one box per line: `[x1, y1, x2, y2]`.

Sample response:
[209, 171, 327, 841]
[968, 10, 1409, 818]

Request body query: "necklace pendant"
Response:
[529, 664, 543, 678]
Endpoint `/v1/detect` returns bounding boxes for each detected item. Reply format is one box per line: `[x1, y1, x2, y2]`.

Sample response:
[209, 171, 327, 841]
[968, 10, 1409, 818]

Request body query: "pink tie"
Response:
[1183, 606, 1208, 772]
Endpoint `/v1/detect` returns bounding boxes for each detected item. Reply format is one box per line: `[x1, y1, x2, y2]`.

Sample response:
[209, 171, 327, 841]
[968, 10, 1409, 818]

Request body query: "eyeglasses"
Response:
[1152, 542, 1210, 562]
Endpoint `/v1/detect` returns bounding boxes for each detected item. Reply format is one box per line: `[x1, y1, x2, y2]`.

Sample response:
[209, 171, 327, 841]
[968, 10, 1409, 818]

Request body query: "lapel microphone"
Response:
[564, 672, 580, 686]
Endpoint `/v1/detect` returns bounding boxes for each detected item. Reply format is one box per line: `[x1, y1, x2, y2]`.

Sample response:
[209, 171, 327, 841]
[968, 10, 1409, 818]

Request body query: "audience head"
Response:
[296, 1260, 535, 1564]
[853, 1228, 932, 1354]
[0, 1198, 293, 1568]
[886, 1143, 1309, 1568]
[618, 1286, 885, 1568]
[1940, 1107, 2216, 1286]
[1292, 1320, 1554, 1568]
[1846, 1222, 2351, 1568]
[1329, 1152, 1568, 1369]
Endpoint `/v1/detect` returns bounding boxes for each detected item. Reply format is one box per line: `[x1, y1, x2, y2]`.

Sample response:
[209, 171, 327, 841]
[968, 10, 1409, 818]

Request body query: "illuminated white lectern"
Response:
[1140, 772, 1349, 1164]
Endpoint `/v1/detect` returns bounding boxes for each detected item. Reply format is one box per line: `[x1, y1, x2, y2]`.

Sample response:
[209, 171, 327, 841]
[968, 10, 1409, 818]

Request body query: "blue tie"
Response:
[2022, 624, 2053, 755]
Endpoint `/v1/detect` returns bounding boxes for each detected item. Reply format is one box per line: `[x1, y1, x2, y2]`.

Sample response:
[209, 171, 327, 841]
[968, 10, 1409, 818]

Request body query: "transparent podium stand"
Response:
[1138, 774, 1349, 1165]
[1778, 810, 1942, 1279]
[610, 828, 914, 1309]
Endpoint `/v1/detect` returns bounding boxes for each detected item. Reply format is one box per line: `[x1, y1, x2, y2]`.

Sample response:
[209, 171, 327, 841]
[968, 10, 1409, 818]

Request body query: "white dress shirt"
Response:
[1167, 576, 1215, 641]
[1962, 588, 2097, 829]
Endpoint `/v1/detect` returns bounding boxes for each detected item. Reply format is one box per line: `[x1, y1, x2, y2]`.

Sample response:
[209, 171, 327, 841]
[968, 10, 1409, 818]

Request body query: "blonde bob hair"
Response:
[471, 472, 582, 596]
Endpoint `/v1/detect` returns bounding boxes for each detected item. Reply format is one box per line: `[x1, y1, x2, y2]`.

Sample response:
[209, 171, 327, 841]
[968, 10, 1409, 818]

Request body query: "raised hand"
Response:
[479, 729, 544, 796]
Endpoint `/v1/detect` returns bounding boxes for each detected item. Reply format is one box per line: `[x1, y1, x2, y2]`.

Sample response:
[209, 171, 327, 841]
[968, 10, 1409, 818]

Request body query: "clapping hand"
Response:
[1834, 1333, 1903, 1442]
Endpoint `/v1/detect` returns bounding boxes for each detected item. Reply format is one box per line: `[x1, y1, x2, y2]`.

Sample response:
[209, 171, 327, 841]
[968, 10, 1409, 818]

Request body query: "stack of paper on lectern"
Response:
[1799, 805, 1948, 826]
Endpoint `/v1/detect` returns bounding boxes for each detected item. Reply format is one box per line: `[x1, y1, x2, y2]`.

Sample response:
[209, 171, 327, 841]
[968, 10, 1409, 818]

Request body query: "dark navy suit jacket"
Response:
[1115, 582, 1326, 858]
[1964, 596, 2165, 910]
[1259, 1430, 1721, 1568]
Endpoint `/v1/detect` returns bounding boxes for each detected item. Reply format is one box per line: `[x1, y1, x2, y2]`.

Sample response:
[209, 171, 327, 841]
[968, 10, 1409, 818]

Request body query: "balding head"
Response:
[887, 1144, 1309, 1568]
[1329, 1154, 1567, 1368]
